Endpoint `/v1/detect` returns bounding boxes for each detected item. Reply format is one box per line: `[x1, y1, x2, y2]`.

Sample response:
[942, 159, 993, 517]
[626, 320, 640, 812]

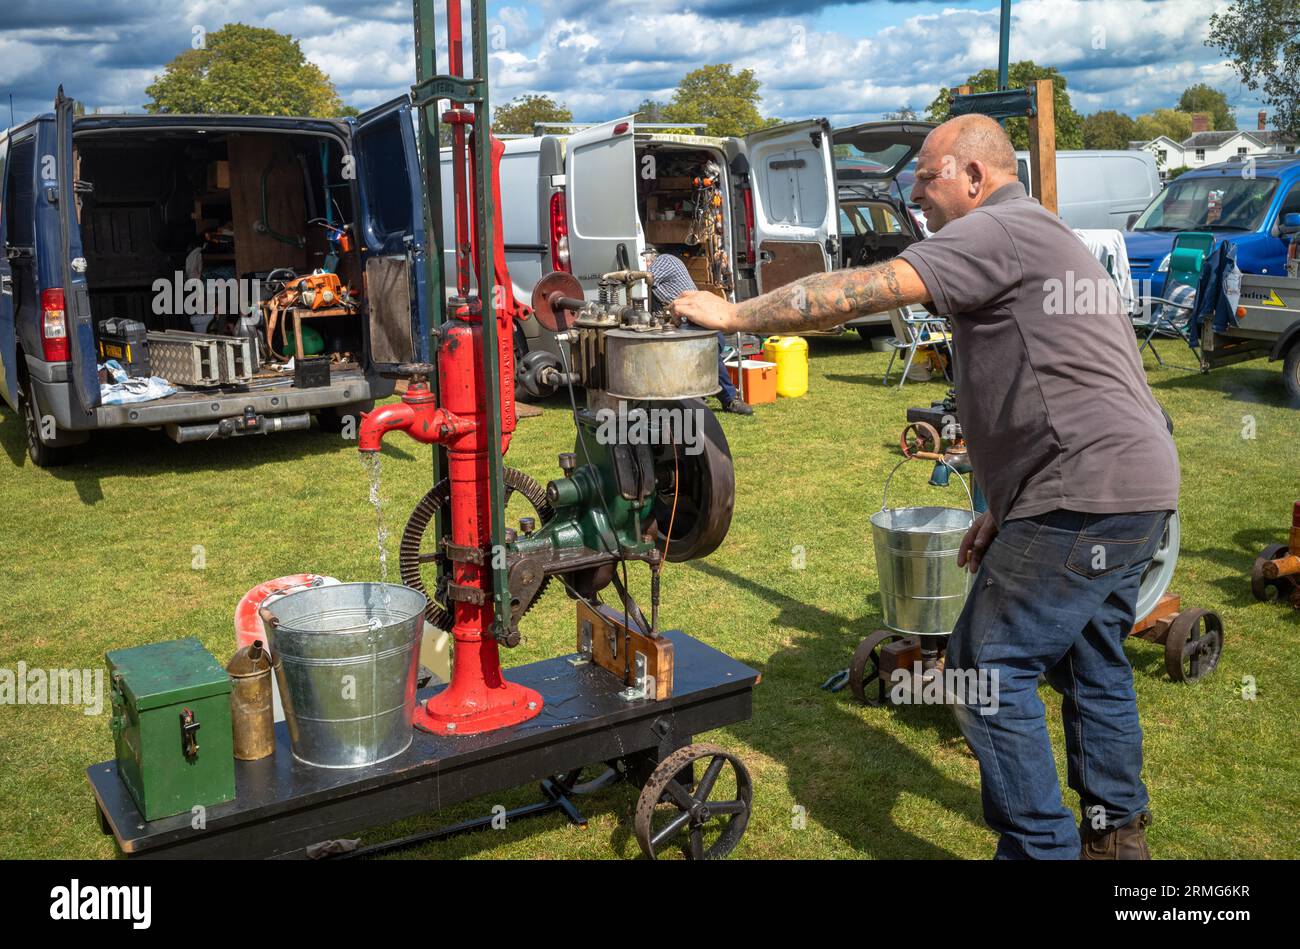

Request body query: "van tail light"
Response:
[741, 185, 756, 267]
[549, 191, 571, 273]
[41, 288, 70, 362]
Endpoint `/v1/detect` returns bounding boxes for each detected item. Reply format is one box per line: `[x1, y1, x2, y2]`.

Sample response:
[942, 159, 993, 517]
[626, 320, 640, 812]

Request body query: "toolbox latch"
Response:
[180, 707, 201, 760]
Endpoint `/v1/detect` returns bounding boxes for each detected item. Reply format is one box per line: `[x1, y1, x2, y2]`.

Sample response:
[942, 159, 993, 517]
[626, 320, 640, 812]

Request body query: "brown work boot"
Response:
[1080, 812, 1152, 859]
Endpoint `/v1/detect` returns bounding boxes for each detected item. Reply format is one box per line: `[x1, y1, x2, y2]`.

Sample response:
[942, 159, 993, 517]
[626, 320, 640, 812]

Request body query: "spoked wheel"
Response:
[1251, 544, 1296, 603]
[634, 743, 752, 860]
[649, 399, 735, 563]
[849, 630, 912, 705]
[1164, 609, 1224, 683]
[399, 467, 554, 630]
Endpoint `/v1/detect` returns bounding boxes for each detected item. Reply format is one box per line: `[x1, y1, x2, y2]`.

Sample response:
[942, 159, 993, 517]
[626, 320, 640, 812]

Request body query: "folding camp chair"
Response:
[1134, 231, 1214, 370]
[883, 307, 953, 388]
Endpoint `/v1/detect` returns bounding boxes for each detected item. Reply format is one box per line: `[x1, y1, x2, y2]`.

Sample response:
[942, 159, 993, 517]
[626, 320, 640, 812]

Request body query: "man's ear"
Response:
[966, 159, 987, 197]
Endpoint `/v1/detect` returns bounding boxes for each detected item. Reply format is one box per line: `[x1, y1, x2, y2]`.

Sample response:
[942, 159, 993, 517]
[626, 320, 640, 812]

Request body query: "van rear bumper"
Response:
[26, 356, 393, 432]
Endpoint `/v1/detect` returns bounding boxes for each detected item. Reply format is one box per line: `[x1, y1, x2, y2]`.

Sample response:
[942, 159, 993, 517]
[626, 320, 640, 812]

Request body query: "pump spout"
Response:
[358, 400, 420, 453]
[357, 367, 473, 453]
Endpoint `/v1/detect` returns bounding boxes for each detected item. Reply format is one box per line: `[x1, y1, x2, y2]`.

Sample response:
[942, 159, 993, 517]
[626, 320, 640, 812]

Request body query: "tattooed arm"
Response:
[668, 259, 931, 334]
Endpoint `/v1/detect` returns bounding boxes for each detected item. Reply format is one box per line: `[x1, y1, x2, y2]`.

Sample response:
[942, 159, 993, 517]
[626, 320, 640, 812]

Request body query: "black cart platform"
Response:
[89, 630, 759, 859]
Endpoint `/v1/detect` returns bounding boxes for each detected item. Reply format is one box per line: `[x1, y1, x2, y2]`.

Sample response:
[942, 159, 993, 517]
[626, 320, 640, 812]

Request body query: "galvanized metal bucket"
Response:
[262, 582, 427, 769]
[870, 460, 975, 638]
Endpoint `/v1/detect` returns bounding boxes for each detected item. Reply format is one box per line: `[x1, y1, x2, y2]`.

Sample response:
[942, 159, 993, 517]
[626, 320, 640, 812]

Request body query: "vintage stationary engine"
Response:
[399, 269, 733, 640]
[359, 256, 735, 734]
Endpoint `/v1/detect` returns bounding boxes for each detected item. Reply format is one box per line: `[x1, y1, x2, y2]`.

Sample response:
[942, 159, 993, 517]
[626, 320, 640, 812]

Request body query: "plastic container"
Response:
[262, 582, 427, 769]
[725, 359, 777, 404]
[762, 336, 809, 398]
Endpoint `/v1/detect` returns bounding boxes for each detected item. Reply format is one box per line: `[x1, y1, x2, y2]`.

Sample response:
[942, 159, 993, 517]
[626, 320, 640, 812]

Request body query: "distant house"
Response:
[1130, 111, 1298, 178]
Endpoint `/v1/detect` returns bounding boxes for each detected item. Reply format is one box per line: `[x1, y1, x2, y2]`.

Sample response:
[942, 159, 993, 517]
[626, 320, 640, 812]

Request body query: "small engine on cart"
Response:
[401, 267, 735, 668]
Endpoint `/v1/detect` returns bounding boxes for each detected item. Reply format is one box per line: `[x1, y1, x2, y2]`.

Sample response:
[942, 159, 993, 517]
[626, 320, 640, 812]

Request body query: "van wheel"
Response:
[1284, 345, 1300, 404]
[317, 401, 374, 435]
[20, 379, 75, 468]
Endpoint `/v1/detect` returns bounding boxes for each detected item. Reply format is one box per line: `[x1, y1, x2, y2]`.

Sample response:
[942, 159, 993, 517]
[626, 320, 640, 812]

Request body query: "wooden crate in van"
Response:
[646, 219, 694, 244]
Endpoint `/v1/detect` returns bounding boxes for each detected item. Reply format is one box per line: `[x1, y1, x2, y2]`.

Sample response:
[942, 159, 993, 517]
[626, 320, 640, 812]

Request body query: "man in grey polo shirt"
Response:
[670, 114, 1179, 860]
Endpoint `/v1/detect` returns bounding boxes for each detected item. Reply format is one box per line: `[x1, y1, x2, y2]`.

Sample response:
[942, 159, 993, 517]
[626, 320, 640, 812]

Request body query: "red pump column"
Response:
[412, 302, 542, 735]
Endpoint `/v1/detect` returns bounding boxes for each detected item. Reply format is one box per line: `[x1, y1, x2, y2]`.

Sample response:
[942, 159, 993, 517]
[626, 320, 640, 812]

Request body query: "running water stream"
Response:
[361, 453, 392, 608]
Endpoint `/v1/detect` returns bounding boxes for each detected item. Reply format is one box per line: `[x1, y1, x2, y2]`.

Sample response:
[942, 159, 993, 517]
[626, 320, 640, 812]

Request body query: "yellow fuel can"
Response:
[762, 336, 809, 398]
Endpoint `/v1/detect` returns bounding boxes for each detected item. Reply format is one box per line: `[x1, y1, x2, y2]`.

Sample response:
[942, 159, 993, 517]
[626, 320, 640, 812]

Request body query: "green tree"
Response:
[1134, 109, 1193, 144]
[636, 99, 669, 123]
[1177, 84, 1236, 130]
[1083, 110, 1137, 149]
[884, 105, 919, 121]
[1208, 0, 1300, 138]
[145, 24, 352, 117]
[661, 64, 781, 137]
[925, 61, 1083, 150]
[492, 94, 573, 135]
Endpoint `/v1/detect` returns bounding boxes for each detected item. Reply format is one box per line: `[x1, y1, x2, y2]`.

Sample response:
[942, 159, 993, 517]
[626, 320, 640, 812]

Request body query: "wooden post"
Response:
[1027, 77, 1057, 214]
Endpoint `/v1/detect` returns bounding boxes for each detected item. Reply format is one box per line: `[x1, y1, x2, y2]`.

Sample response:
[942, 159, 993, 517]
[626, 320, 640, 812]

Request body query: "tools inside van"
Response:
[637, 148, 733, 298]
[76, 131, 364, 393]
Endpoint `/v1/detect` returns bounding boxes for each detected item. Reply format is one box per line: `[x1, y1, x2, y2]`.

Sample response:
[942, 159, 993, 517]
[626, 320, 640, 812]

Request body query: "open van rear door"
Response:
[54, 89, 99, 415]
[352, 95, 429, 369]
[0, 135, 16, 410]
[564, 116, 640, 290]
[744, 119, 838, 292]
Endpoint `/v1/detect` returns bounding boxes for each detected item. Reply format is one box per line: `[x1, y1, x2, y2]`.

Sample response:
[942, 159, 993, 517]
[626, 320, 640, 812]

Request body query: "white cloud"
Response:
[0, 0, 1266, 126]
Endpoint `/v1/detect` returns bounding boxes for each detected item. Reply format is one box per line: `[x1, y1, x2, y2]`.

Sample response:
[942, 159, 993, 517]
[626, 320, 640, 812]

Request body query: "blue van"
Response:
[1125, 156, 1300, 299]
[1, 91, 431, 466]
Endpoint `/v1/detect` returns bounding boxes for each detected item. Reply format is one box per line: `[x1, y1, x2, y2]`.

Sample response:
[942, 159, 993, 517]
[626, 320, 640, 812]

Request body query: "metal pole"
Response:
[468, 0, 509, 640]
[413, 0, 449, 562]
[998, 0, 1011, 89]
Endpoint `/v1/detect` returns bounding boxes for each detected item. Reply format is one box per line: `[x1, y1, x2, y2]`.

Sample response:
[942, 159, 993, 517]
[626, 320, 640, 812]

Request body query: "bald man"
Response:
[672, 115, 1180, 860]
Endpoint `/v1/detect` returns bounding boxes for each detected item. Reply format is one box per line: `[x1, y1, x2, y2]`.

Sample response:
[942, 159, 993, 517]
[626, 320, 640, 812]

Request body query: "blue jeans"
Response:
[947, 508, 1171, 859]
[717, 348, 738, 403]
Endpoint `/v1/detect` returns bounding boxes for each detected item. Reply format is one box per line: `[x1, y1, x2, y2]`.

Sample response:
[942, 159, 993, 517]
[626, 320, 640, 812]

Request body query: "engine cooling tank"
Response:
[603, 326, 719, 401]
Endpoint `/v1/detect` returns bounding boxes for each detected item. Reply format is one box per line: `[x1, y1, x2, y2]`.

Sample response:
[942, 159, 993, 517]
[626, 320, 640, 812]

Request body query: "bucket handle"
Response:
[880, 457, 975, 517]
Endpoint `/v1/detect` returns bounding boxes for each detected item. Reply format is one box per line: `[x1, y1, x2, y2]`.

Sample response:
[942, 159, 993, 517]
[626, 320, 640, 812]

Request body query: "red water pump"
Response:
[357, 0, 539, 734]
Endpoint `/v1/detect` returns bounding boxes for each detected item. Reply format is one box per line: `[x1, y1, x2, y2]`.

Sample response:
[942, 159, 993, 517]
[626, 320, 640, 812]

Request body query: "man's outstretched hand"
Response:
[668, 291, 739, 332]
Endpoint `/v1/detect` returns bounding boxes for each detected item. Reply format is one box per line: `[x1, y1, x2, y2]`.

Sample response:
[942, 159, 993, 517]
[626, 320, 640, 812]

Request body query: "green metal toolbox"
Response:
[105, 638, 236, 821]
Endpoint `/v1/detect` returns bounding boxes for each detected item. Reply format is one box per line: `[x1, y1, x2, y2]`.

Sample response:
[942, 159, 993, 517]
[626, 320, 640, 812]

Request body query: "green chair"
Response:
[1135, 231, 1213, 369]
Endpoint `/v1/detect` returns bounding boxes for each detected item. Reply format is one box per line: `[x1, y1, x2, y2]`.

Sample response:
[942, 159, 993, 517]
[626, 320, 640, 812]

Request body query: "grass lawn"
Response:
[1, 336, 1297, 859]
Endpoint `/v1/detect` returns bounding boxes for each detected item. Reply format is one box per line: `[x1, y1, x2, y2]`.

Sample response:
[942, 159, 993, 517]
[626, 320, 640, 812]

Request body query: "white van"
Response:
[440, 117, 932, 380]
[1014, 149, 1161, 230]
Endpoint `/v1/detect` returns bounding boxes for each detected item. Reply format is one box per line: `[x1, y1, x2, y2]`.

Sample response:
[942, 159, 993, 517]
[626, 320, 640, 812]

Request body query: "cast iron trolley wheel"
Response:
[1251, 543, 1296, 603]
[849, 630, 913, 706]
[649, 398, 735, 562]
[634, 743, 752, 860]
[400, 467, 555, 631]
[1164, 608, 1224, 683]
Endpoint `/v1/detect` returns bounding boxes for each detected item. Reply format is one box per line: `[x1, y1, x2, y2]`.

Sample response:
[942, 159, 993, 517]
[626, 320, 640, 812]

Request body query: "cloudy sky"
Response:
[0, 0, 1267, 130]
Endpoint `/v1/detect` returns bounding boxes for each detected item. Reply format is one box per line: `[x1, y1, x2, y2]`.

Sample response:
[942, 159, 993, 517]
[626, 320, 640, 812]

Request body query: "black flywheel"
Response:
[649, 399, 735, 563]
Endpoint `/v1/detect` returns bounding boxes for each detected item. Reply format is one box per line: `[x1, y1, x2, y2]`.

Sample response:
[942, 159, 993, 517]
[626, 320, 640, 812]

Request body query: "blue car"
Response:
[1125, 157, 1300, 301]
